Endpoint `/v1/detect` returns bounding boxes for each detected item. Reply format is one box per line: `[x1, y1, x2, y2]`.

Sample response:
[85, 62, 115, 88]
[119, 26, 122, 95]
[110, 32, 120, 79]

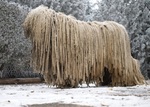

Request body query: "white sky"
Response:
[90, 0, 97, 3]
[89, 0, 99, 9]
[90, 0, 101, 4]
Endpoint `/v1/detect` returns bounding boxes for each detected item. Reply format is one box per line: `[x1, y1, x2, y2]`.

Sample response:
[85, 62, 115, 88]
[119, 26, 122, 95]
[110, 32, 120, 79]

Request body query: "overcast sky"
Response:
[89, 0, 99, 9]
[90, 0, 97, 3]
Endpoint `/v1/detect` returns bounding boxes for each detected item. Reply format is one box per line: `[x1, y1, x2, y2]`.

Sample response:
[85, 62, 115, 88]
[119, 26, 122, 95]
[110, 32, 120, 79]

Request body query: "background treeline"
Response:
[0, 0, 149, 79]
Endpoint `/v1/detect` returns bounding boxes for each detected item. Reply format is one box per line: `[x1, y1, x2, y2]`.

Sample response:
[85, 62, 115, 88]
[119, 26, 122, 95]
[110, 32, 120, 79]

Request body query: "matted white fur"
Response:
[23, 5, 145, 88]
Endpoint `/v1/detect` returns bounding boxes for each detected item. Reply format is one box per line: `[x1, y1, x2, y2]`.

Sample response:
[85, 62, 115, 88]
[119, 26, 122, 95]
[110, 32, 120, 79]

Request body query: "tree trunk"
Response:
[0, 78, 44, 84]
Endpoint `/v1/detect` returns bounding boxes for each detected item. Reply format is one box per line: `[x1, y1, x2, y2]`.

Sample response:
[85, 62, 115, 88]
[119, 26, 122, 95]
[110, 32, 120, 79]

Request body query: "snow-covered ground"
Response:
[0, 83, 150, 107]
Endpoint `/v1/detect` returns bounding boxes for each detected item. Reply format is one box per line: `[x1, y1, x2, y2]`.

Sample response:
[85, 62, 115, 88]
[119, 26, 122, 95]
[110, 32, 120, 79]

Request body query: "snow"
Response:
[0, 83, 150, 107]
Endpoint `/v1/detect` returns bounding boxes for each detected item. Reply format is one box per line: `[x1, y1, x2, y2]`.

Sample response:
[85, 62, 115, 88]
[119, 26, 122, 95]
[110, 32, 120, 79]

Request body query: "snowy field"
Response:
[0, 83, 150, 107]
